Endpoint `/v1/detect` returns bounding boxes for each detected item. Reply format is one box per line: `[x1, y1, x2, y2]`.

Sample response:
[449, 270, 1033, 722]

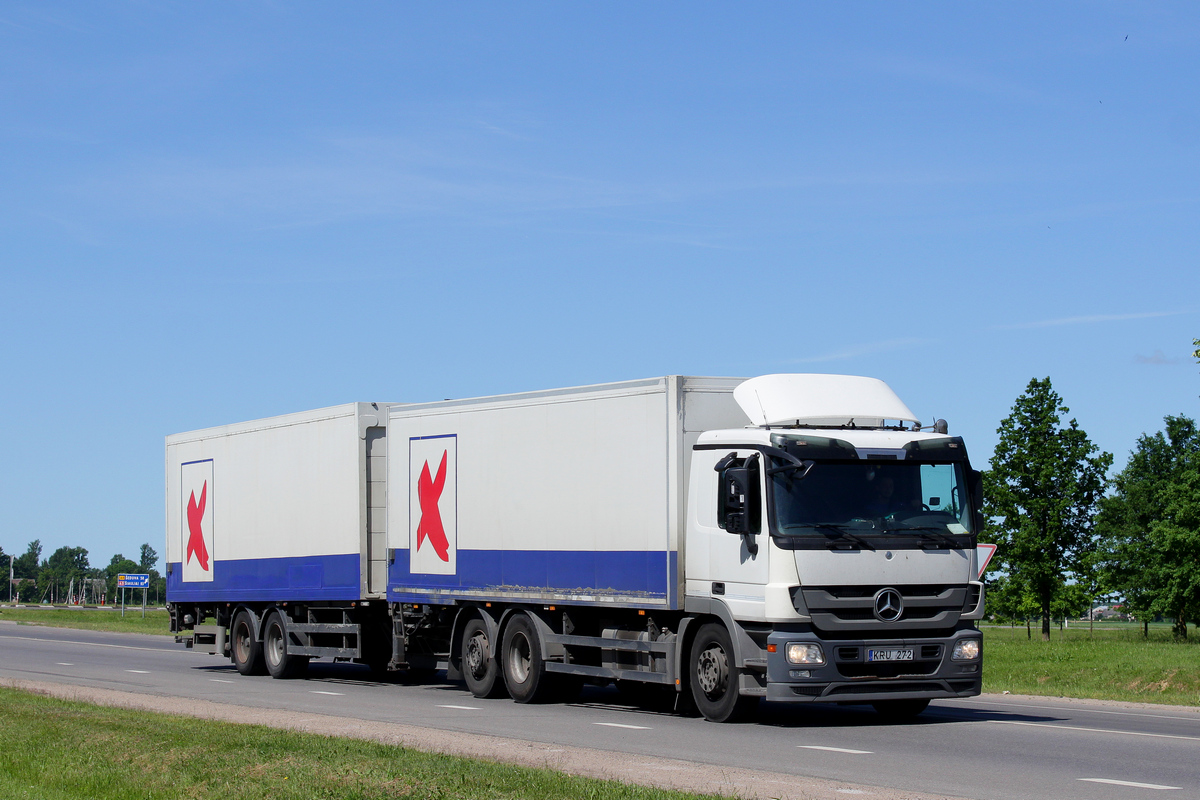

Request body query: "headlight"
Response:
[786, 643, 825, 665]
[951, 638, 981, 661]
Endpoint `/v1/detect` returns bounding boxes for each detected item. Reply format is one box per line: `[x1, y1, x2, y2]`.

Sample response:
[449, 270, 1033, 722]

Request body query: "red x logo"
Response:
[186, 481, 210, 571]
[416, 450, 450, 562]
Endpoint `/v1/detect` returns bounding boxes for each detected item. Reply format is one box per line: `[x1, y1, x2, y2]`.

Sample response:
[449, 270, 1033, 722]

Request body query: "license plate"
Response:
[867, 648, 914, 662]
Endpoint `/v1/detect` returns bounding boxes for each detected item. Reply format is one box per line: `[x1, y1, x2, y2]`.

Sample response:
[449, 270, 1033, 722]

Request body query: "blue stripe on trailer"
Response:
[166, 553, 360, 603]
[388, 549, 674, 604]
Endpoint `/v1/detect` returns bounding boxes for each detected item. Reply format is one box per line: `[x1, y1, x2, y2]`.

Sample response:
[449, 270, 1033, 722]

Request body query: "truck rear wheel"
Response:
[462, 617, 507, 698]
[501, 613, 554, 703]
[689, 622, 757, 723]
[872, 698, 930, 720]
[231, 611, 266, 676]
[264, 612, 309, 679]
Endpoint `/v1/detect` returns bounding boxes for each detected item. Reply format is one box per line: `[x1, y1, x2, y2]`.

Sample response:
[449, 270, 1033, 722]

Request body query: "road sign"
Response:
[117, 573, 150, 589]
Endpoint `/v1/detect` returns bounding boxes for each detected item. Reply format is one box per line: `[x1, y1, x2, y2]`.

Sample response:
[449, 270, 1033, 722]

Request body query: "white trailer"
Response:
[168, 375, 988, 721]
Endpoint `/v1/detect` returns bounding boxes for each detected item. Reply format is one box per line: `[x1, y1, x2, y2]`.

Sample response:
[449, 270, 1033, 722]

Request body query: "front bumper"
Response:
[763, 627, 982, 704]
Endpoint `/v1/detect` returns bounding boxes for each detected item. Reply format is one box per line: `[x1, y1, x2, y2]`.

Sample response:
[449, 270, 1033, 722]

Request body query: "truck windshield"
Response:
[770, 460, 975, 538]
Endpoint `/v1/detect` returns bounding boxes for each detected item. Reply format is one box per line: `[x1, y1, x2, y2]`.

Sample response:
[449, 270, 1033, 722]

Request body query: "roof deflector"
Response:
[733, 374, 919, 428]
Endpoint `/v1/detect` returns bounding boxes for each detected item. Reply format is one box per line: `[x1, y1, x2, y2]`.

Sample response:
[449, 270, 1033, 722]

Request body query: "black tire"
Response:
[501, 613, 554, 703]
[231, 611, 266, 676]
[461, 617, 507, 698]
[688, 622, 757, 723]
[263, 612, 309, 679]
[872, 698, 930, 720]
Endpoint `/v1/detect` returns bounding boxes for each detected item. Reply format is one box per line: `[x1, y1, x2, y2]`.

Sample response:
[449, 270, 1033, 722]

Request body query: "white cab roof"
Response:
[733, 373, 919, 427]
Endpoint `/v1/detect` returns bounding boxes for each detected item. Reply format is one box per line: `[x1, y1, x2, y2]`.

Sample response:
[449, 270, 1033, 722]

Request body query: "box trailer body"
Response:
[167, 375, 989, 722]
[384, 376, 743, 609]
[165, 402, 393, 603]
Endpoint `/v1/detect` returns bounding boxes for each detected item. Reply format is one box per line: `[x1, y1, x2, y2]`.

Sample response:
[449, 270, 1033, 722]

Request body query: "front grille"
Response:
[800, 585, 968, 633]
[792, 685, 826, 696]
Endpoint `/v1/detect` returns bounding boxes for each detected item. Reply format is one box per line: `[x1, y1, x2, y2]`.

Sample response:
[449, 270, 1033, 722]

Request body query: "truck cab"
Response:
[683, 374, 985, 720]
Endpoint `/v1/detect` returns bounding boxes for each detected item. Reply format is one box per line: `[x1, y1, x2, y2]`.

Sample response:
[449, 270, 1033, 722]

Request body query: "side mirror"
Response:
[716, 453, 761, 535]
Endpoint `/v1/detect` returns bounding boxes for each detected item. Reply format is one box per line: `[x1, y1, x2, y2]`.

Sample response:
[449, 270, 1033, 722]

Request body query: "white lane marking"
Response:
[837, 791, 867, 796]
[56, 663, 74, 666]
[958, 697, 1200, 723]
[798, 745, 873, 754]
[209, 679, 234, 683]
[1078, 778, 1181, 790]
[125, 670, 150, 674]
[437, 704, 481, 710]
[2, 634, 168, 653]
[593, 722, 651, 730]
[310, 690, 343, 696]
[991, 719, 1200, 743]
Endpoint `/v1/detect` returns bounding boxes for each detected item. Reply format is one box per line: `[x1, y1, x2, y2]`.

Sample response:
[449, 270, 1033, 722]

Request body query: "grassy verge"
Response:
[0, 606, 171, 636]
[0, 687, 725, 800]
[982, 623, 1200, 706]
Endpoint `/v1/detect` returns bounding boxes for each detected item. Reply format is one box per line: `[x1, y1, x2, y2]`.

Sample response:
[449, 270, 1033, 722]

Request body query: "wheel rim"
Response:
[506, 630, 531, 684]
[266, 624, 283, 667]
[234, 623, 250, 663]
[465, 631, 489, 680]
[695, 643, 729, 699]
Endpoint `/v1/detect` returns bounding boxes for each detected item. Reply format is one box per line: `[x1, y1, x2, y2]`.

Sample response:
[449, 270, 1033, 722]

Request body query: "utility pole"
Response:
[8, 555, 12, 604]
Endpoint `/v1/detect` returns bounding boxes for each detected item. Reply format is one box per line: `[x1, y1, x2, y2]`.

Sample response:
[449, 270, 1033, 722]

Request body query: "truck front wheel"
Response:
[231, 611, 266, 676]
[462, 617, 507, 698]
[689, 622, 756, 723]
[263, 612, 308, 679]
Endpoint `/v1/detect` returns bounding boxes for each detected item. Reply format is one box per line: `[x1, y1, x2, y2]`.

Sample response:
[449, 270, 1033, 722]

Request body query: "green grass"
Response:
[0, 687, 726, 800]
[0, 606, 171, 636]
[982, 622, 1200, 706]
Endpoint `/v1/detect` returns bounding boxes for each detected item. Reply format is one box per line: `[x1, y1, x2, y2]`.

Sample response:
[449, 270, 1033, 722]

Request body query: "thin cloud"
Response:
[788, 338, 934, 364]
[1134, 350, 1182, 365]
[993, 311, 1187, 330]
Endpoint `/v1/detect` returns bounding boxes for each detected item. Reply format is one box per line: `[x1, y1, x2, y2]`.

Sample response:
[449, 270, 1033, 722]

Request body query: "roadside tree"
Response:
[984, 377, 1112, 641]
[1095, 415, 1200, 638]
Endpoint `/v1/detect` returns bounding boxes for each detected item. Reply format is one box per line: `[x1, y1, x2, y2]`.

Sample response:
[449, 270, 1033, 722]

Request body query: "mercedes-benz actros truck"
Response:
[167, 374, 991, 722]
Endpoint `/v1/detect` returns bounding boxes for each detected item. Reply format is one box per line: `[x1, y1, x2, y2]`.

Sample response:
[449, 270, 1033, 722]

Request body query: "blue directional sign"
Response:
[117, 573, 149, 589]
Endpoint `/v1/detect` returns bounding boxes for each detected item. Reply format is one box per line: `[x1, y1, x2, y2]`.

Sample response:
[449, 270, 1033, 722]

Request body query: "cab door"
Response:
[687, 448, 768, 619]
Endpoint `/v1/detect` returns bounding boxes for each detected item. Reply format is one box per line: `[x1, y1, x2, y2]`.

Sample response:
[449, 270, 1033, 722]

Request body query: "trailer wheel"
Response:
[501, 613, 553, 704]
[688, 622, 757, 723]
[871, 699, 930, 721]
[461, 617, 507, 698]
[263, 612, 309, 679]
[231, 612, 266, 676]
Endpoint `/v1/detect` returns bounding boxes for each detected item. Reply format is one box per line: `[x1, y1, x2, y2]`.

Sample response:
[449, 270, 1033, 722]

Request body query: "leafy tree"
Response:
[984, 377, 1112, 641]
[13, 540, 41, 580]
[139, 543, 159, 573]
[43, 546, 90, 603]
[1095, 416, 1200, 638]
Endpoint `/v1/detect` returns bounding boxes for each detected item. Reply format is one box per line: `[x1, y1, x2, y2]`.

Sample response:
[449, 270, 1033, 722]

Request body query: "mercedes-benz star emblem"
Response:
[873, 588, 903, 622]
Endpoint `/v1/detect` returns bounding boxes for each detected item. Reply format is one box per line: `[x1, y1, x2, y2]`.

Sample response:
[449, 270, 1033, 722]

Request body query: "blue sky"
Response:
[2, 3, 1197, 569]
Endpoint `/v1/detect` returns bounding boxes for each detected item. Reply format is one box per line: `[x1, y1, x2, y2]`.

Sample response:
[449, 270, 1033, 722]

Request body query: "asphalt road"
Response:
[2, 623, 1197, 800]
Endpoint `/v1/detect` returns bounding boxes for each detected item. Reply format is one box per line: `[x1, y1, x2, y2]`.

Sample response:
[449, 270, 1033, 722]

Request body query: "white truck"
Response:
[167, 374, 989, 722]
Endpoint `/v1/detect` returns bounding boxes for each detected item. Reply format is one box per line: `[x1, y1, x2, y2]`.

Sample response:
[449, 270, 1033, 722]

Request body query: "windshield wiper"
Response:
[889, 525, 963, 548]
[805, 523, 877, 551]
